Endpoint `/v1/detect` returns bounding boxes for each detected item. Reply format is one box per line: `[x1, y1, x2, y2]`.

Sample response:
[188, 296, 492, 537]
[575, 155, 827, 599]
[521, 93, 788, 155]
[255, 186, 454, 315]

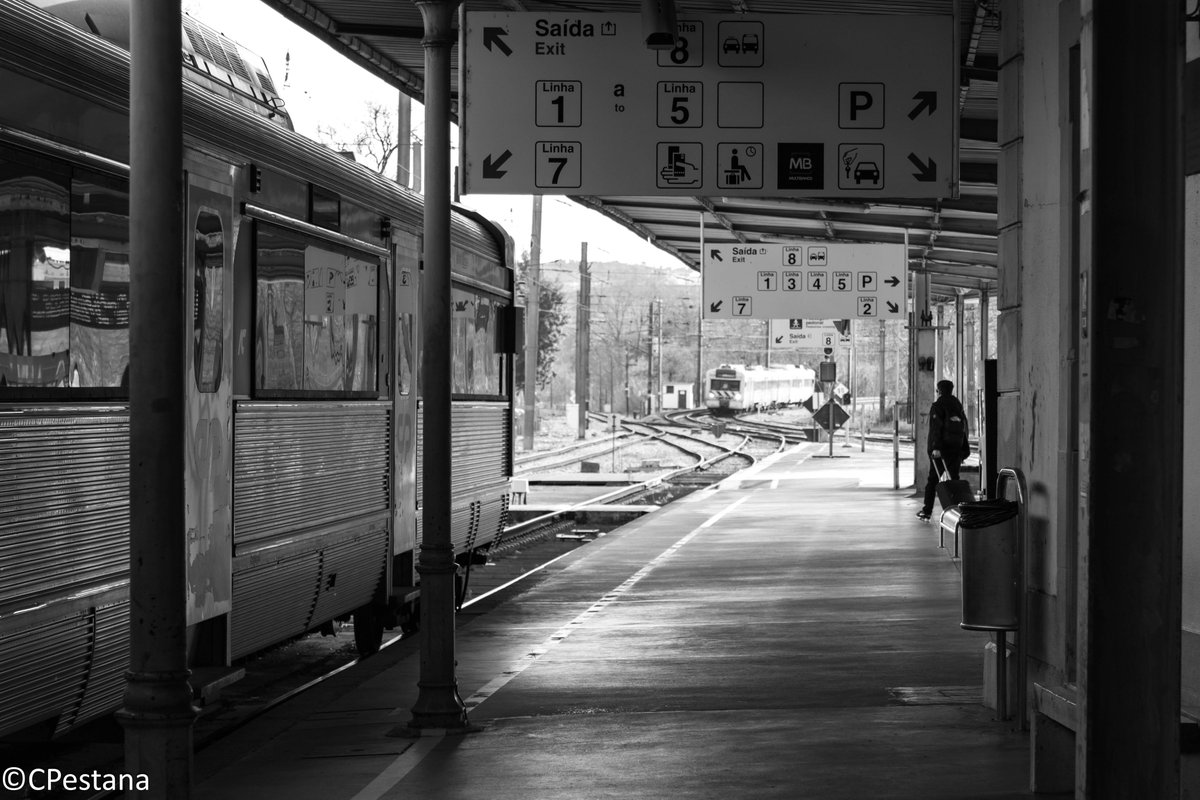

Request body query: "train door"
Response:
[184, 170, 234, 652]
[392, 231, 420, 594]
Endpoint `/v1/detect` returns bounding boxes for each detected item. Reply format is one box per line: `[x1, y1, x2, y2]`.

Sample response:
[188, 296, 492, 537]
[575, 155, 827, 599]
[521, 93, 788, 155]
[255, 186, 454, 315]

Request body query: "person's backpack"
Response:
[943, 406, 967, 449]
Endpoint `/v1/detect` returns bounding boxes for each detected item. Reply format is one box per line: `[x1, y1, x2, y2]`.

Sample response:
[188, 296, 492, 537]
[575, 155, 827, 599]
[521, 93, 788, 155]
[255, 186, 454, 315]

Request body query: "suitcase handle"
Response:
[935, 457, 951, 481]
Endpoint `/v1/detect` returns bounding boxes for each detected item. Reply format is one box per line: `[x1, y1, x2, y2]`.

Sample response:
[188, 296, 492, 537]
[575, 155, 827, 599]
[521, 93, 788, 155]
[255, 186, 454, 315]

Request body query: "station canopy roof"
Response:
[259, 0, 999, 299]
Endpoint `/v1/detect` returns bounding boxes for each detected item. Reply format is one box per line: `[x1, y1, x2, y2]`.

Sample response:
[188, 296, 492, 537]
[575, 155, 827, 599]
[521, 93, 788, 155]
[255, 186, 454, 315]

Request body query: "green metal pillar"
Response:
[119, 0, 197, 796]
[406, 0, 469, 732]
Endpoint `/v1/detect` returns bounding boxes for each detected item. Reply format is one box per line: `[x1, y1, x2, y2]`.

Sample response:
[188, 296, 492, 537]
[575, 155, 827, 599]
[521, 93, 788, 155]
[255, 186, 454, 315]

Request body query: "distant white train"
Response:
[704, 363, 817, 415]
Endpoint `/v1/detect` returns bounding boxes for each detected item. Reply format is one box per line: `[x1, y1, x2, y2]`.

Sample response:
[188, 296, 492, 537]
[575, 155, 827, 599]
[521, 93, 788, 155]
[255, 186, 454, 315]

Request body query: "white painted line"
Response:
[348, 733, 444, 800]
[352, 494, 749, 799]
[460, 547, 580, 609]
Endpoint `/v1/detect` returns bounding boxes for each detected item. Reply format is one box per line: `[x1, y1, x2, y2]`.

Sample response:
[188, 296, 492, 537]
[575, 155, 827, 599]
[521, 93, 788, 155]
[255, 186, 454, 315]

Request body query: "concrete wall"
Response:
[1005, 1, 1196, 785]
[1183, 25, 1200, 710]
[998, 0, 1072, 691]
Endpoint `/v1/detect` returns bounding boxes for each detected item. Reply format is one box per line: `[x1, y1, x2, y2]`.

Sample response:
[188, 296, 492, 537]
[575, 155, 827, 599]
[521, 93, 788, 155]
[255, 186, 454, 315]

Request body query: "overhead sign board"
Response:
[460, 13, 957, 198]
[769, 319, 850, 350]
[703, 242, 906, 320]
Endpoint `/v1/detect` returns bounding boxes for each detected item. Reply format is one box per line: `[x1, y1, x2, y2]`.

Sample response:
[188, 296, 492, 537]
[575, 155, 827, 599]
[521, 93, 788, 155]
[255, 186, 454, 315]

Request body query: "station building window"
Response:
[254, 222, 379, 395]
[0, 148, 129, 394]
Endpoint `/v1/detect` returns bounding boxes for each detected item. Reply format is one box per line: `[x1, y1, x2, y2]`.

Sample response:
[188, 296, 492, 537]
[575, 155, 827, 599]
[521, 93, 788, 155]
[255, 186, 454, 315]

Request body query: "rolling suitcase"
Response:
[935, 458, 974, 511]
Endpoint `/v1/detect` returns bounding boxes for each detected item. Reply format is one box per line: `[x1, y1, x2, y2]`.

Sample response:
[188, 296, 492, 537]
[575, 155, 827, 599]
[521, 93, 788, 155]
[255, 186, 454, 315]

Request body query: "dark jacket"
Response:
[927, 394, 969, 457]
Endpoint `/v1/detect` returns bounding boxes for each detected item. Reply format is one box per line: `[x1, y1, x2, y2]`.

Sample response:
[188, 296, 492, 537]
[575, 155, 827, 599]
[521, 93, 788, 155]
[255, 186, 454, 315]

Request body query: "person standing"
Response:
[917, 379, 970, 520]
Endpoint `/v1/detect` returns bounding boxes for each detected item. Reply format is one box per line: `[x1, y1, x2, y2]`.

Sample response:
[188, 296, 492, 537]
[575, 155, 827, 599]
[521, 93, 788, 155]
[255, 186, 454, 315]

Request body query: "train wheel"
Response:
[353, 603, 385, 656]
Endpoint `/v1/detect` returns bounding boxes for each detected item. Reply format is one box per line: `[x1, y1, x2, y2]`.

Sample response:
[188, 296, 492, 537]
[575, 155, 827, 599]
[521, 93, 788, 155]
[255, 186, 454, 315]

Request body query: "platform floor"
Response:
[195, 443, 1031, 800]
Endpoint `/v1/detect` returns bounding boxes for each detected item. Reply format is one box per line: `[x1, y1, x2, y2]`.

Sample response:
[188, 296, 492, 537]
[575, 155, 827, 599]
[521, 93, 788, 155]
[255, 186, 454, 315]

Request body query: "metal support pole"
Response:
[913, 266, 934, 489]
[404, 0, 469, 732]
[892, 407, 900, 491]
[955, 292, 965, 399]
[696, 214, 705, 405]
[120, 1, 197, 796]
[980, 289, 990, 361]
[996, 630, 1008, 721]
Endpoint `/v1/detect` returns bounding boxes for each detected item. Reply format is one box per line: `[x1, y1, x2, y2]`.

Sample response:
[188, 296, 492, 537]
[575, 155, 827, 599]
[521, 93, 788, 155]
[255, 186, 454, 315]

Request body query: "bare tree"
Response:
[316, 102, 398, 175]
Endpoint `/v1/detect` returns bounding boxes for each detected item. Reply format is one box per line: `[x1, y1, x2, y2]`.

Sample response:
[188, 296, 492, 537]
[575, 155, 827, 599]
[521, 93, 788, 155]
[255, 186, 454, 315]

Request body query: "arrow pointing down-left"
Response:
[483, 150, 512, 179]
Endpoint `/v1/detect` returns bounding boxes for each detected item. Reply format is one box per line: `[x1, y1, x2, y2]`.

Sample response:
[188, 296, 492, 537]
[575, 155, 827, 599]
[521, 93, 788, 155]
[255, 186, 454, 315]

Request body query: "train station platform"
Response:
[194, 442, 1031, 800]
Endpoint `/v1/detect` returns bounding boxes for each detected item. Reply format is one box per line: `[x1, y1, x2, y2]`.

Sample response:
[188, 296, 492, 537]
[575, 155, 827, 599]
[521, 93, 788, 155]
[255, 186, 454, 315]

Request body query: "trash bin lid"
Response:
[957, 498, 1018, 528]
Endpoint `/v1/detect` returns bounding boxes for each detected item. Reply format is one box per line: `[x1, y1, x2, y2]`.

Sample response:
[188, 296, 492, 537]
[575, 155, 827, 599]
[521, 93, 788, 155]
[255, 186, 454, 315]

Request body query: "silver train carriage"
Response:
[0, 2, 516, 739]
[704, 363, 816, 415]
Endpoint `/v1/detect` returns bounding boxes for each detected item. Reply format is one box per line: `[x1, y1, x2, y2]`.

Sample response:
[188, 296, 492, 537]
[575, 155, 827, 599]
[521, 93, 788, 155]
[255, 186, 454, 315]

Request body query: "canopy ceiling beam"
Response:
[694, 197, 747, 243]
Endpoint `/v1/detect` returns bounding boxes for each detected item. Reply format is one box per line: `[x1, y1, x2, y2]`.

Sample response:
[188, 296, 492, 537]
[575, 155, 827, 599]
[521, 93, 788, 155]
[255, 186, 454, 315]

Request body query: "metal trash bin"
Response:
[959, 499, 1020, 631]
[939, 506, 962, 554]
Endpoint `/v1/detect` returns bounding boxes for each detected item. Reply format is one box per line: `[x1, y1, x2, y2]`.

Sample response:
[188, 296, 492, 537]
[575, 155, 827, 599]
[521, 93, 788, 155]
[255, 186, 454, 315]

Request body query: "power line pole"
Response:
[645, 300, 654, 416]
[575, 243, 590, 439]
[396, 92, 411, 188]
[878, 320, 887, 423]
[655, 298, 662, 415]
[523, 196, 542, 450]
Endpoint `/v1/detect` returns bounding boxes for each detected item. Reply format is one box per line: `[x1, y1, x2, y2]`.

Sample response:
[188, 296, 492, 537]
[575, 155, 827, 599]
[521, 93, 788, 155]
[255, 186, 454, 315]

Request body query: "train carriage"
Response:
[0, 1, 515, 739]
[704, 363, 816, 415]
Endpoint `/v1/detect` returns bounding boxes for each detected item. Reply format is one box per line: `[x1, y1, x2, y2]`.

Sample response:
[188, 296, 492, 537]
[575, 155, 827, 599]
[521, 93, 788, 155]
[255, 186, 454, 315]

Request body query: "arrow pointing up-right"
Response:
[908, 91, 937, 120]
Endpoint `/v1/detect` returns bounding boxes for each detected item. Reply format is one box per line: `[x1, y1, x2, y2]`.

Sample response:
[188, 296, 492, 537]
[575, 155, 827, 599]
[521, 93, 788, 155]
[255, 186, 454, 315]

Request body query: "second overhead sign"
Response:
[703, 242, 907, 320]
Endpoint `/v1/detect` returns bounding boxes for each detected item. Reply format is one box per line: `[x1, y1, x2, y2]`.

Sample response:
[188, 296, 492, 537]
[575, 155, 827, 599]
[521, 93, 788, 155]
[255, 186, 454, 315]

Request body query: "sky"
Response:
[183, 0, 689, 271]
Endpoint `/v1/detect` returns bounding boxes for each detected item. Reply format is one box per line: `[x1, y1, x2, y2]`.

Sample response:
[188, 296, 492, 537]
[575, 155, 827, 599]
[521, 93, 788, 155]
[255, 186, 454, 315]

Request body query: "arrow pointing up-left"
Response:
[709, 249, 723, 262]
[483, 150, 512, 179]
[484, 27, 512, 56]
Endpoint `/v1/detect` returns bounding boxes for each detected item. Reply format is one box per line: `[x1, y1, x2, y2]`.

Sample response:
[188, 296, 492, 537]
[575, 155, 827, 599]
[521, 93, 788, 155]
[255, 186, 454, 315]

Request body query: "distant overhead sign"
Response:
[703, 243, 906, 320]
[460, 12, 957, 198]
[769, 319, 851, 350]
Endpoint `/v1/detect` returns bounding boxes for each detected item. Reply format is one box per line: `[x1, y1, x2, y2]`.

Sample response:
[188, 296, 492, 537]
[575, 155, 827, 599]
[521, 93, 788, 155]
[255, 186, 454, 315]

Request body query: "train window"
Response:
[254, 222, 379, 396]
[193, 208, 224, 393]
[310, 185, 339, 232]
[250, 165, 306, 219]
[710, 378, 740, 391]
[341, 201, 385, 249]
[451, 288, 508, 399]
[452, 247, 511, 295]
[397, 311, 413, 396]
[0, 149, 130, 394]
[344, 256, 378, 391]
